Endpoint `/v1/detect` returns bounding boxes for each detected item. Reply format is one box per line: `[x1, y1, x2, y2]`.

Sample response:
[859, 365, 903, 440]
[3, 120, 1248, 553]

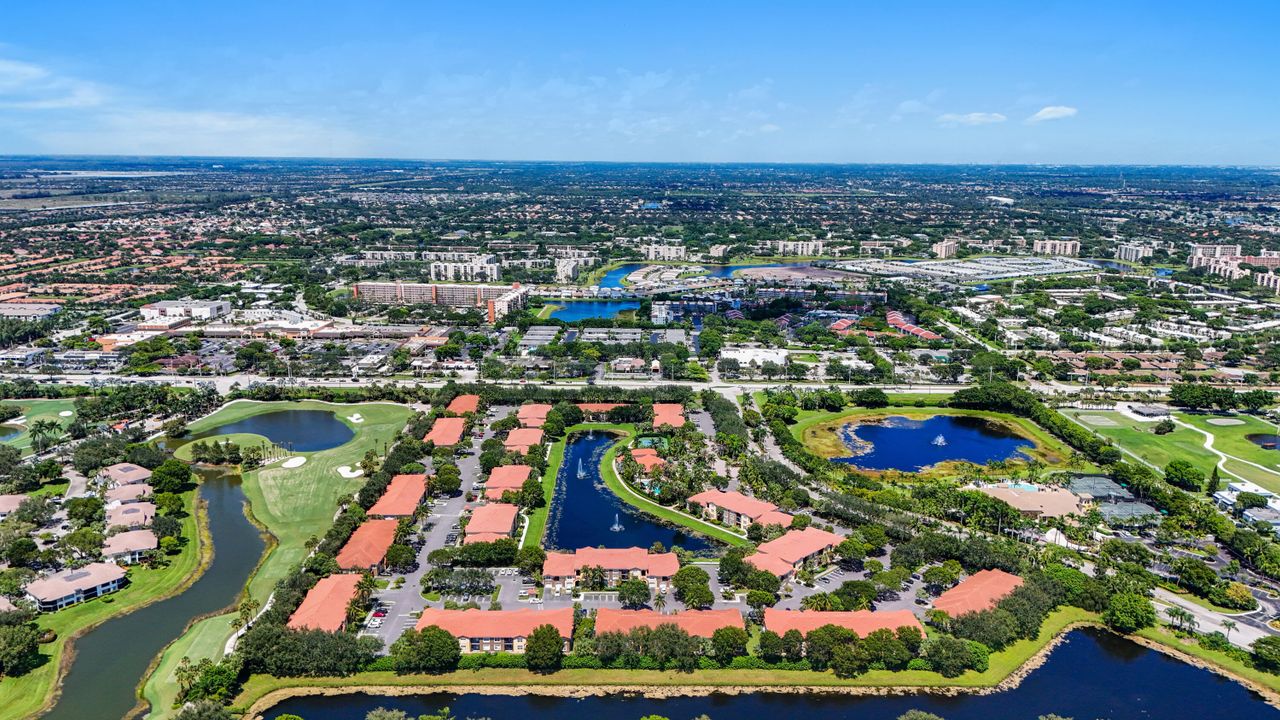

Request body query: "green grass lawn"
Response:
[1061, 409, 1215, 472]
[1176, 412, 1280, 492]
[1137, 624, 1280, 695]
[138, 399, 414, 719]
[233, 608, 1101, 716]
[0, 398, 78, 455]
[0, 487, 207, 720]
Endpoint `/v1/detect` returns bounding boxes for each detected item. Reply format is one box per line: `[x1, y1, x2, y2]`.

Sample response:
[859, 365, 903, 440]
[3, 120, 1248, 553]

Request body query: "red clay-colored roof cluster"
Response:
[933, 569, 1024, 617]
[336, 519, 398, 570]
[368, 474, 427, 517]
[543, 547, 679, 578]
[763, 608, 924, 636]
[415, 607, 574, 638]
[424, 416, 467, 446]
[653, 403, 685, 428]
[517, 403, 553, 427]
[447, 394, 481, 414]
[288, 573, 363, 632]
[504, 427, 544, 454]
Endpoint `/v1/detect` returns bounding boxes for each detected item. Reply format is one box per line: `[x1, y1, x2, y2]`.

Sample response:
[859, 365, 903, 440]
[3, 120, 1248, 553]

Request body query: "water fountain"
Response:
[609, 513, 625, 532]
[932, 433, 947, 446]
[577, 458, 586, 479]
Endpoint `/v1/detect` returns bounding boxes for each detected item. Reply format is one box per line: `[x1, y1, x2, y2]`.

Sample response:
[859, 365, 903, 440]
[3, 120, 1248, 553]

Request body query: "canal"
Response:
[42, 469, 265, 720]
[260, 629, 1280, 719]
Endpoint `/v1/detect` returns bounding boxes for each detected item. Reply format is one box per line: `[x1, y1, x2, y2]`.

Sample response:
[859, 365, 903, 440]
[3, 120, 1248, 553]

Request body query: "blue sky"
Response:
[1, 1, 1276, 164]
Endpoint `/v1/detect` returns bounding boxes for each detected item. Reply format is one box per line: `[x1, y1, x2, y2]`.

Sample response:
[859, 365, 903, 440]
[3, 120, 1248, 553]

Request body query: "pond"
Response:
[191, 408, 354, 452]
[545, 432, 713, 552]
[550, 300, 642, 321]
[261, 628, 1279, 720]
[1247, 433, 1280, 449]
[832, 415, 1033, 472]
[43, 468, 265, 720]
[0, 424, 22, 443]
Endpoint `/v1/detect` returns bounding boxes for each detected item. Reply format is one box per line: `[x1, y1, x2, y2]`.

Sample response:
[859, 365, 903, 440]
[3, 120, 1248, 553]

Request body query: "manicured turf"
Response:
[233, 608, 1102, 715]
[1137, 625, 1280, 695]
[0, 488, 207, 720]
[1177, 412, 1280, 492]
[1061, 409, 1215, 472]
[138, 400, 414, 719]
[0, 398, 78, 455]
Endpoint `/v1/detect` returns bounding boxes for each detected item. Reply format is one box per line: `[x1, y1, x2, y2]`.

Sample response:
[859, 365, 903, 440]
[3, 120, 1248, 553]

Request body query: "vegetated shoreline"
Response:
[127, 485, 278, 720]
[241, 621, 1280, 719]
[25, 495, 216, 720]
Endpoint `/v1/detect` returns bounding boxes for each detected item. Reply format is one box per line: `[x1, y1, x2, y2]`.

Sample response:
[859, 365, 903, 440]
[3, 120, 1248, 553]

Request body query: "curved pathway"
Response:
[1170, 416, 1280, 485]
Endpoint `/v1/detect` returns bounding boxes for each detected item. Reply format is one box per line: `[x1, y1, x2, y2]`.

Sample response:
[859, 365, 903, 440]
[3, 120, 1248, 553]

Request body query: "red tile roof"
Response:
[744, 552, 796, 578]
[466, 503, 518, 537]
[933, 569, 1024, 617]
[288, 573, 362, 633]
[653, 403, 685, 428]
[424, 416, 467, 446]
[630, 447, 665, 472]
[753, 527, 843, 565]
[764, 608, 924, 637]
[517, 403, 553, 428]
[368, 474, 427, 517]
[577, 403, 625, 415]
[687, 489, 781, 522]
[336, 519, 399, 570]
[504, 428, 544, 454]
[485, 465, 533, 500]
[543, 547, 680, 578]
[463, 532, 510, 545]
[595, 608, 744, 638]
[415, 607, 574, 639]
[447, 394, 481, 414]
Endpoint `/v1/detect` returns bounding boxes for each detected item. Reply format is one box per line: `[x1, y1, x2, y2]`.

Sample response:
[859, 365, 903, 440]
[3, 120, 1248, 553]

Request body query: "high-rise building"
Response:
[931, 239, 958, 259]
[352, 282, 530, 324]
[1115, 243, 1153, 263]
[1032, 238, 1081, 256]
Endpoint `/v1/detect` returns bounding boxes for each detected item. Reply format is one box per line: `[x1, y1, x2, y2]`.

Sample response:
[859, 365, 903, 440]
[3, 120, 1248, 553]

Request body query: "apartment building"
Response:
[351, 281, 530, 323]
[1032, 238, 1081, 256]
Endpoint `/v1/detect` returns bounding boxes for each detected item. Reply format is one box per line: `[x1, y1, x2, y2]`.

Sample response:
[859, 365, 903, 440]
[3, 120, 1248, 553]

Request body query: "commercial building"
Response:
[594, 608, 744, 638]
[140, 300, 230, 321]
[26, 563, 127, 611]
[933, 569, 1024, 617]
[368, 474, 427, 518]
[336, 519, 399, 572]
[972, 484, 1081, 519]
[352, 282, 530, 324]
[0, 303, 61, 320]
[686, 489, 793, 531]
[288, 573, 363, 633]
[415, 607, 574, 654]
[542, 547, 680, 592]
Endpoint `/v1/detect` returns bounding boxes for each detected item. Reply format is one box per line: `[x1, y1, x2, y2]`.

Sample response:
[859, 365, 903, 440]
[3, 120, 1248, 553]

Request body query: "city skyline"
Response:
[2, 1, 1278, 165]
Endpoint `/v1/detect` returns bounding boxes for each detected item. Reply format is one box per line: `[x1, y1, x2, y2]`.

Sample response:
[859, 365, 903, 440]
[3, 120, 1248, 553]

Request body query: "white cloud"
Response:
[936, 112, 1006, 127]
[1027, 105, 1078, 123]
[0, 58, 106, 110]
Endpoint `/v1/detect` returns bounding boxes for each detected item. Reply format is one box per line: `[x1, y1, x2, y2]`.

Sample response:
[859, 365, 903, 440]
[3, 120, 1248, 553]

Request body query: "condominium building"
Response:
[1115, 243, 1153, 263]
[641, 243, 687, 261]
[429, 257, 501, 283]
[1190, 243, 1242, 258]
[140, 300, 230, 321]
[351, 282, 530, 323]
[1032, 238, 1081, 256]
[766, 238, 825, 256]
[931, 239, 958, 259]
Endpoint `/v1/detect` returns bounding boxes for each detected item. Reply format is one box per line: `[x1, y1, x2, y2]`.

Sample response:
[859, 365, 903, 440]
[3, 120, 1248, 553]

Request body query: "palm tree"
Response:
[1222, 619, 1237, 642]
[653, 592, 667, 615]
[1165, 607, 1196, 632]
[801, 592, 841, 611]
[28, 419, 61, 451]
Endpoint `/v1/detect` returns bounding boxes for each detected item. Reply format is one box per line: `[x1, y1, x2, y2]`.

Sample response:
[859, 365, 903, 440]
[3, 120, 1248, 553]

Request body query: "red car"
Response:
[372, 610, 387, 618]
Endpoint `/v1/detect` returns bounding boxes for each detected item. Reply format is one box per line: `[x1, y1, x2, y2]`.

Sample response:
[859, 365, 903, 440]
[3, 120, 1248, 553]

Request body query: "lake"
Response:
[42, 469, 265, 720]
[551, 300, 642, 321]
[261, 629, 1279, 720]
[545, 432, 713, 552]
[597, 262, 810, 288]
[191, 408, 354, 452]
[833, 415, 1033, 472]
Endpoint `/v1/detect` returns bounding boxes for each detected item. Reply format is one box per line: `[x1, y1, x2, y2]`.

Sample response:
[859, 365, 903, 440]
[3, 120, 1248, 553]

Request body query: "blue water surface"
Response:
[833, 415, 1032, 472]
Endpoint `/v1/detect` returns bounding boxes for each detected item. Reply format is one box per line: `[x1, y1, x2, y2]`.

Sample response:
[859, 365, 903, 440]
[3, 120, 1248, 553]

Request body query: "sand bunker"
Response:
[281, 456, 307, 468]
[1080, 415, 1119, 427]
[347, 413, 365, 424]
[58, 411, 73, 417]
[337, 465, 363, 479]
[1207, 418, 1246, 426]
